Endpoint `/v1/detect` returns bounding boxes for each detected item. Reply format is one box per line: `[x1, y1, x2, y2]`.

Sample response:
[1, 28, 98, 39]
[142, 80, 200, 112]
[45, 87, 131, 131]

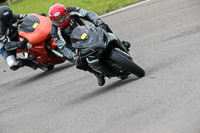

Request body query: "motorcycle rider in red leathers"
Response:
[0, 6, 38, 71]
[48, 3, 130, 86]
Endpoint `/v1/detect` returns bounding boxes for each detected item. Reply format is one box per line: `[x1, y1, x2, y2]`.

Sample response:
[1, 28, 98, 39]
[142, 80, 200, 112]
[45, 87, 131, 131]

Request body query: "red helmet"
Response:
[48, 3, 70, 28]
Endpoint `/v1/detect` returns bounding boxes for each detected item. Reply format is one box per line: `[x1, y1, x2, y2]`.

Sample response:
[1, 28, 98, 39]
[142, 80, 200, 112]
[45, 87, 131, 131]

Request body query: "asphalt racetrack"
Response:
[1, 0, 200, 132]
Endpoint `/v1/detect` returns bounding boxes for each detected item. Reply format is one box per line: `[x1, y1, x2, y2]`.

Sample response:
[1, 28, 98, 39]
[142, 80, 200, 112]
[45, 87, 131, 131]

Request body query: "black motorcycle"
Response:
[70, 25, 145, 81]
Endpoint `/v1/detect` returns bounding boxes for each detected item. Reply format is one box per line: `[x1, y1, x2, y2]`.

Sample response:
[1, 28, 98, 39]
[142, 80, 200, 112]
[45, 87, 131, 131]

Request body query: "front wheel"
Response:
[109, 49, 145, 78]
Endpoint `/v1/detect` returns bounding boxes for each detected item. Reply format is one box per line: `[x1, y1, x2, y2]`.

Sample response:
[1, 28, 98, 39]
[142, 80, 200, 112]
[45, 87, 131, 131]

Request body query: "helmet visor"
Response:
[52, 12, 68, 25]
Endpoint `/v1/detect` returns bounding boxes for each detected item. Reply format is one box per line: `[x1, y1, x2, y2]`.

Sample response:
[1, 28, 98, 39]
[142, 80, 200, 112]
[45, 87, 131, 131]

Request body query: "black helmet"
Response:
[0, 6, 13, 25]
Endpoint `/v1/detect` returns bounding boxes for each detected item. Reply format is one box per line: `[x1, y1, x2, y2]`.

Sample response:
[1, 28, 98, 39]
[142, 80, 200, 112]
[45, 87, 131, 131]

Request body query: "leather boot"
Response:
[94, 72, 105, 86]
[19, 59, 38, 70]
[76, 59, 105, 86]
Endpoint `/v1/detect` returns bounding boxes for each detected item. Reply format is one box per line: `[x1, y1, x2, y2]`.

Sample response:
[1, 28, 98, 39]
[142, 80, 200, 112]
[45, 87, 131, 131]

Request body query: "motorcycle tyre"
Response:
[109, 50, 145, 78]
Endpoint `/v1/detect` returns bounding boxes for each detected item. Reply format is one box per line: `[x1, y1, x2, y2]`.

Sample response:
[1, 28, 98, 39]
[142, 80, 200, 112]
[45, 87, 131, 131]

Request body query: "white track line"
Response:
[100, 0, 152, 18]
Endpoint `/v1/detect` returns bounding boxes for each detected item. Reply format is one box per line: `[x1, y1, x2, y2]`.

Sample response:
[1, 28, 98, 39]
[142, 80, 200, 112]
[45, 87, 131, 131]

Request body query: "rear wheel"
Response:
[109, 49, 145, 78]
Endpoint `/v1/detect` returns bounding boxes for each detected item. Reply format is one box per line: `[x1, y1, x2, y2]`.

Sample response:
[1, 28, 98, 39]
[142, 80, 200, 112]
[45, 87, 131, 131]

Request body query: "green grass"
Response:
[6, 0, 144, 16]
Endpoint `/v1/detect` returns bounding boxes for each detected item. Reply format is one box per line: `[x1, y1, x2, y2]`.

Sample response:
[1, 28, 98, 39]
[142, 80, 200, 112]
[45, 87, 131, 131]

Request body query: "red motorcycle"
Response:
[17, 14, 68, 71]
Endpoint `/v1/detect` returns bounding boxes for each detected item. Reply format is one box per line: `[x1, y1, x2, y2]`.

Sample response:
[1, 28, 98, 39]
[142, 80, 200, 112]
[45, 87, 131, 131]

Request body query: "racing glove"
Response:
[95, 19, 106, 28]
[5, 38, 28, 51]
[17, 38, 28, 49]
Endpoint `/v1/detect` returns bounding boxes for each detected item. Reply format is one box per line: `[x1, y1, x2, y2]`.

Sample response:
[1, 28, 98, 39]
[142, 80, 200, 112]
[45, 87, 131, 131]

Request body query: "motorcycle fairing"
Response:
[18, 14, 66, 66]
[71, 26, 107, 55]
[18, 14, 52, 45]
[74, 25, 133, 77]
[18, 14, 40, 33]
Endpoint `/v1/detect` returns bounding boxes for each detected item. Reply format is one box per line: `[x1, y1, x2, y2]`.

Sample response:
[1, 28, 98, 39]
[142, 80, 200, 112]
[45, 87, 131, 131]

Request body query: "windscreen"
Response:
[19, 14, 40, 33]
[70, 26, 89, 43]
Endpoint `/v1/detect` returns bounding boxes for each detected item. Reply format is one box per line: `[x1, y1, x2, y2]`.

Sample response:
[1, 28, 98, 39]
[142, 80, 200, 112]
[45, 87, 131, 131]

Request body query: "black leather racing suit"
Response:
[0, 14, 37, 70]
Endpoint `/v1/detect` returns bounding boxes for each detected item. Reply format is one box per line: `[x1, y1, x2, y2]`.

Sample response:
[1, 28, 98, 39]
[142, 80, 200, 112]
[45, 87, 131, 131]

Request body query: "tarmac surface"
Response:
[1, 0, 200, 132]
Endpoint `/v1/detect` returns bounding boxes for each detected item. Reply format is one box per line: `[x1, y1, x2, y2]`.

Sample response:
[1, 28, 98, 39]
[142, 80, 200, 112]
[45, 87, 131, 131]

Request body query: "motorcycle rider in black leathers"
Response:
[48, 3, 130, 86]
[0, 6, 38, 71]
